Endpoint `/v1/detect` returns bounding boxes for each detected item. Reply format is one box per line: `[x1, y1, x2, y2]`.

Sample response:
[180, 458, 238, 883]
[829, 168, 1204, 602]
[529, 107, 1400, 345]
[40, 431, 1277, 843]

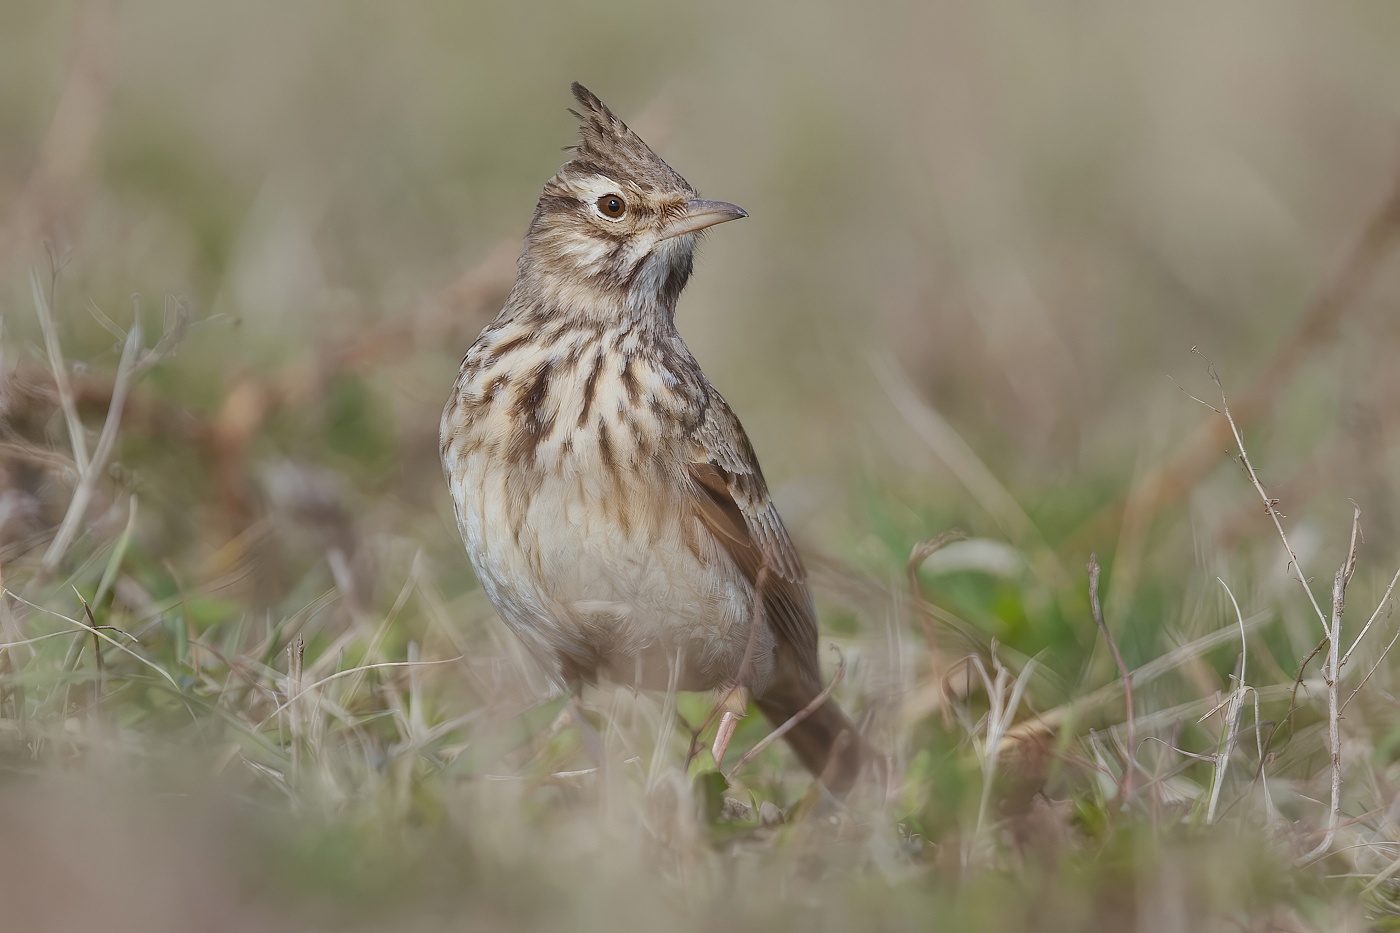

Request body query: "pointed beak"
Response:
[659, 199, 748, 240]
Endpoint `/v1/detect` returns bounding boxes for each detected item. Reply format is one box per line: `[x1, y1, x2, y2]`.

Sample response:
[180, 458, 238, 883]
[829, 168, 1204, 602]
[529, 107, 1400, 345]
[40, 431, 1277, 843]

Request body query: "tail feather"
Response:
[756, 691, 868, 796]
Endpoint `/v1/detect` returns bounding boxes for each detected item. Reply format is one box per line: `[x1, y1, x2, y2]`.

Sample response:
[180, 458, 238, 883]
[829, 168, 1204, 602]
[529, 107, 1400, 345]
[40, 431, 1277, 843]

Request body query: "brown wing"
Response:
[688, 395, 822, 691]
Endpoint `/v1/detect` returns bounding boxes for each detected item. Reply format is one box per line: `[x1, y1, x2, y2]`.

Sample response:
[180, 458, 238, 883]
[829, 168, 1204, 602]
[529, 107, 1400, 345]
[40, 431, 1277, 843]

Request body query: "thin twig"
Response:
[1088, 554, 1134, 800]
[1342, 624, 1400, 714]
[1341, 565, 1400, 669]
[1280, 635, 1329, 739]
[1201, 362, 1330, 634]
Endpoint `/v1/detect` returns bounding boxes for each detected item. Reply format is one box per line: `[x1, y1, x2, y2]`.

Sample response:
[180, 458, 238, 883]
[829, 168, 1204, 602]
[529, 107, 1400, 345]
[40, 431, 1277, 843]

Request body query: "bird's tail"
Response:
[756, 680, 870, 796]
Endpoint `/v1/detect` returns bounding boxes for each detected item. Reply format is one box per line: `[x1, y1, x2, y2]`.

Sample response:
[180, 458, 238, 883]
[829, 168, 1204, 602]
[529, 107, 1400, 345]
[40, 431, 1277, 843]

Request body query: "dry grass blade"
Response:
[1203, 578, 1253, 825]
[1112, 682, 1298, 742]
[30, 265, 88, 473]
[41, 319, 142, 574]
[963, 650, 1038, 865]
[999, 608, 1273, 751]
[1203, 683, 1246, 825]
[1, 587, 178, 690]
[0, 630, 92, 650]
[647, 646, 685, 791]
[257, 655, 466, 727]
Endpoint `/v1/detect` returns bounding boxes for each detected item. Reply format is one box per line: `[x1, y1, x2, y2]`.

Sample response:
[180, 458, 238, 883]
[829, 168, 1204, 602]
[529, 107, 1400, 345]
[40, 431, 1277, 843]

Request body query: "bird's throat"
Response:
[512, 232, 697, 330]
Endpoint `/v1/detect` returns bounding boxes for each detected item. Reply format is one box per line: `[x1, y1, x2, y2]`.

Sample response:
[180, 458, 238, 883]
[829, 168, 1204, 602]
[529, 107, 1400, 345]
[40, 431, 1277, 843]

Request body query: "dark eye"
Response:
[596, 194, 626, 218]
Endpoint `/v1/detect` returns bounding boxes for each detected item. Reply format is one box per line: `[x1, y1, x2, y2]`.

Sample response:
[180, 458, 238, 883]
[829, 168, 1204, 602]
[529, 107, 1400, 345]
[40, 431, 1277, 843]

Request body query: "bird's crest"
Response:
[564, 83, 692, 195]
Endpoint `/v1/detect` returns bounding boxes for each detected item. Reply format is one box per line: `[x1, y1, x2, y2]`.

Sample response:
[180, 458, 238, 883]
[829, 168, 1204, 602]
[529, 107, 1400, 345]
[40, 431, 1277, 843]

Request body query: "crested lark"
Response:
[441, 84, 866, 792]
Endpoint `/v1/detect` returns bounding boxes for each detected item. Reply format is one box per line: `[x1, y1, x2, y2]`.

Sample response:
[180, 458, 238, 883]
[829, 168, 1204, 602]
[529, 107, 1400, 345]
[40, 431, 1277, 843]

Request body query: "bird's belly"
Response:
[447, 453, 769, 693]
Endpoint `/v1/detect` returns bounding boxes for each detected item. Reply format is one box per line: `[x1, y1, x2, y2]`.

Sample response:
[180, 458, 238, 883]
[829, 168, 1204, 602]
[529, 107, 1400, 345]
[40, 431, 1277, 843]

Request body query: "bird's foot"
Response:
[709, 685, 749, 768]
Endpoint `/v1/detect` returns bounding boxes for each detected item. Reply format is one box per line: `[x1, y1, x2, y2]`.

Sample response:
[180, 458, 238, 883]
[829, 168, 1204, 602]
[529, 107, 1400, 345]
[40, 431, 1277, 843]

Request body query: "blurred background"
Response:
[4, 2, 1400, 930]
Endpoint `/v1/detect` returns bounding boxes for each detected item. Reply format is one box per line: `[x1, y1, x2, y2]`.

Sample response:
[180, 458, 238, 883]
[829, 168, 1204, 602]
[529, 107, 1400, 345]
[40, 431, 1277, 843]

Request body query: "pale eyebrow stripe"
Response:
[558, 174, 630, 199]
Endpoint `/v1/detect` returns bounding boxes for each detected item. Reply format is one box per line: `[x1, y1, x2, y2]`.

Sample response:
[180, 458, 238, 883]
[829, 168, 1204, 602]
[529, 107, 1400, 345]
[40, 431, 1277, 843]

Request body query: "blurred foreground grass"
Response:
[4, 2, 1400, 931]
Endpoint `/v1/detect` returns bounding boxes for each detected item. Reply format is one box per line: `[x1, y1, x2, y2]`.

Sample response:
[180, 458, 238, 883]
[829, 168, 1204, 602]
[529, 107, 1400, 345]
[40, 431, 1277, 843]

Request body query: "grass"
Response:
[3, 250, 1399, 932]
[6, 4, 1400, 931]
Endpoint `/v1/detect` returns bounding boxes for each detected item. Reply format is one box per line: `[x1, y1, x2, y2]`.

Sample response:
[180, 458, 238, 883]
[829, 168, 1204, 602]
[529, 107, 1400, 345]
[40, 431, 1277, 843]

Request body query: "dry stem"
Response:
[40, 319, 142, 574]
[1300, 508, 1359, 862]
[30, 266, 88, 473]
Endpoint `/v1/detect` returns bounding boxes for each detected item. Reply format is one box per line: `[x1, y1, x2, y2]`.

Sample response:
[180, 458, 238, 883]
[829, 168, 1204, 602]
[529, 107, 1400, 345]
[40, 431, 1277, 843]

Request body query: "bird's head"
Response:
[515, 83, 747, 322]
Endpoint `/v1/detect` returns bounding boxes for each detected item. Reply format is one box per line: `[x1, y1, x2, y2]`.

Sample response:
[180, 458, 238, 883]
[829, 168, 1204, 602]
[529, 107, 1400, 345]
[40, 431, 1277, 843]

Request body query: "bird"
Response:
[440, 83, 868, 793]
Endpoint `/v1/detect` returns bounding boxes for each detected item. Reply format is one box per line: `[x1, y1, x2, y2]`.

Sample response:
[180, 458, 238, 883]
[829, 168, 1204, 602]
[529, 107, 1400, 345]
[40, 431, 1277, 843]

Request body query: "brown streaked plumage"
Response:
[441, 83, 868, 792]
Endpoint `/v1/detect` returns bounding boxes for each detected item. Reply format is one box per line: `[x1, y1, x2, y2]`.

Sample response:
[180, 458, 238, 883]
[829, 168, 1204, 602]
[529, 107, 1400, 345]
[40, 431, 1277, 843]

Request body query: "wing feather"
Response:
[688, 397, 821, 689]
